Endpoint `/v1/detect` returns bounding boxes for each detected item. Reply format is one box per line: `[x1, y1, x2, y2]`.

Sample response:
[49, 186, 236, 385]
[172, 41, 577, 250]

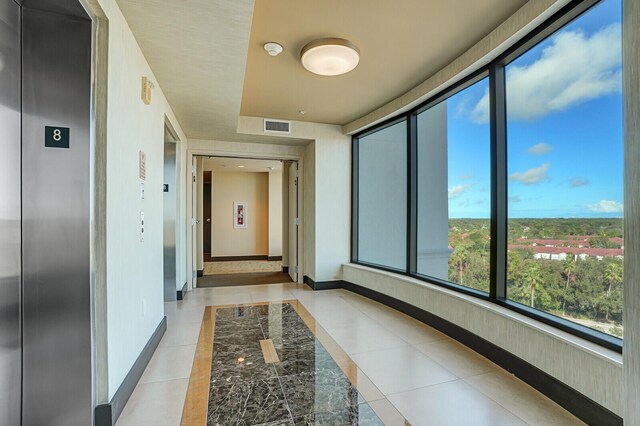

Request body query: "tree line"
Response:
[447, 218, 623, 338]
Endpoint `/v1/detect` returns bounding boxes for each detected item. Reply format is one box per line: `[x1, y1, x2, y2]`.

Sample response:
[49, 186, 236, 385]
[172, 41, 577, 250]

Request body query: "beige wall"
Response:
[211, 171, 269, 256]
[268, 171, 283, 257]
[87, 0, 190, 402]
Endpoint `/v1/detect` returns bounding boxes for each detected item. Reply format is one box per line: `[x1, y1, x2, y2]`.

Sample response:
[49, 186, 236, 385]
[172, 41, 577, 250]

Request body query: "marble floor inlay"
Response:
[185, 301, 390, 426]
[117, 285, 585, 426]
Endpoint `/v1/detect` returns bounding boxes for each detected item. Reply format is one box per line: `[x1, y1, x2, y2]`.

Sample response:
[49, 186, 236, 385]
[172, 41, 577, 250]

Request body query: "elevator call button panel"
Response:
[45, 126, 70, 148]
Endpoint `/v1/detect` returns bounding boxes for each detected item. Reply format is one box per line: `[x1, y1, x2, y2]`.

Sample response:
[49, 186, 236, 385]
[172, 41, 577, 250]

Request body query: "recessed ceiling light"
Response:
[264, 42, 283, 57]
[301, 38, 360, 76]
[268, 166, 275, 171]
[237, 165, 245, 168]
[298, 110, 306, 115]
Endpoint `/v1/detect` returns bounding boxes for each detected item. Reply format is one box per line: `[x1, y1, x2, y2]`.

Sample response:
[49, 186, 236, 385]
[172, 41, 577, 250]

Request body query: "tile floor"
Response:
[116, 283, 585, 426]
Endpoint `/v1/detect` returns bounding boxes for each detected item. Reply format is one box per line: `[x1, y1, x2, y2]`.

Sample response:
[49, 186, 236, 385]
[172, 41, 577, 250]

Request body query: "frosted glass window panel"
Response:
[358, 120, 407, 270]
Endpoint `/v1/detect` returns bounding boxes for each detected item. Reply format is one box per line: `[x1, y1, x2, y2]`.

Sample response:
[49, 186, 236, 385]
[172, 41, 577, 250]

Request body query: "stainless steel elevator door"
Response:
[22, 6, 93, 426]
[0, 1, 22, 425]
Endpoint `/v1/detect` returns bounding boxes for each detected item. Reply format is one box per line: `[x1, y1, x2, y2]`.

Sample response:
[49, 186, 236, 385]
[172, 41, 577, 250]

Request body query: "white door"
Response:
[191, 156, 198, 288]
[288, 162, 298, 282]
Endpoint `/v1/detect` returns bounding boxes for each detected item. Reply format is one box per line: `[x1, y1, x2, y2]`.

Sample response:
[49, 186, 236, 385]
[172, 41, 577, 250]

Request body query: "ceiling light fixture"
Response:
[300, 38, 360, 76]
[264, 42, 283, 57]
[237, 165, 245, 168]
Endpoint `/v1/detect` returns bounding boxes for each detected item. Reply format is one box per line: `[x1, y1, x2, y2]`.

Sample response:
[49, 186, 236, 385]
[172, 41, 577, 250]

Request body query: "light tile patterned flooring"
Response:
[116, 283, 585, 426]
[204, 260, 283, 275]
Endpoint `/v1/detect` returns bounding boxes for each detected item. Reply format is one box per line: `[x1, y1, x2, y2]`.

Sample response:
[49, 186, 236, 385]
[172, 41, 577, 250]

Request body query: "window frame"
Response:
[350, 0, 623, 353]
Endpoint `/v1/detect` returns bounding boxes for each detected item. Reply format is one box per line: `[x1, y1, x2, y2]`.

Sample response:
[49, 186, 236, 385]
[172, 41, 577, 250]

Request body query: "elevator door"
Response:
[22, 5, 93, 425]
[0, 1, 22, 425]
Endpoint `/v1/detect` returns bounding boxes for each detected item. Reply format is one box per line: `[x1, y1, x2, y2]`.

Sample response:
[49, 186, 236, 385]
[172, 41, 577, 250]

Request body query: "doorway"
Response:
[203, 171, 212, 256]
[163, 120, 180, 301]
[192, 155, 300, 288]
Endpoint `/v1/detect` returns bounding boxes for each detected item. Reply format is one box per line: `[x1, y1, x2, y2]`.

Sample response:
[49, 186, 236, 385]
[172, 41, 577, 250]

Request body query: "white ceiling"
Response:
[202, 157, 282, 172]
[117, 0, 528, 139]
[117, 0, 306, 144]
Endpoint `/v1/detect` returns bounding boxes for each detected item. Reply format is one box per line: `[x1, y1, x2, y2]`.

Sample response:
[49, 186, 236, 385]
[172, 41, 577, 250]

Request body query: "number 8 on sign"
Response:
[45, 126, 70, 149]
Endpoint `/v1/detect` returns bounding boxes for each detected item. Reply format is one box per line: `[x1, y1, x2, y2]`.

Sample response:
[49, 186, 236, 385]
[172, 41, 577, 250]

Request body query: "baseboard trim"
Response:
[267, 256, 283, 261]
[196, 270, 203, 277]
[209, 255, 268, 262]
[303, 275, 344, 291]
[177, 282, 188, 300]
[94, 316, 167, 426]
[341, 281, 621, 426]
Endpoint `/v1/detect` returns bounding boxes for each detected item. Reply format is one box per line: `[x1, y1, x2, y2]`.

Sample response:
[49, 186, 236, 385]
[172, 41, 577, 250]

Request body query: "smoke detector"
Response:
[264, 42, 283, 57]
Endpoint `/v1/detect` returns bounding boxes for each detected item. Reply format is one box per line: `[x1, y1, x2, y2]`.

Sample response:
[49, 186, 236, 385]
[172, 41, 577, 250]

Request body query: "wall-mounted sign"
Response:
[163, 184, 169, 192]
[45, 126, 70, 149]
[234, 201, 247, 229]
[139, 150, 146, 181]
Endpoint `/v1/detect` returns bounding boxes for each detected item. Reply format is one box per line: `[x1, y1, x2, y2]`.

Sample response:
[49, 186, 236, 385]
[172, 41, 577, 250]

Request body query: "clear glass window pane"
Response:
[505, 0, 623, 338]
[357, 120, 407, 270]
[417, 78, 491, 292]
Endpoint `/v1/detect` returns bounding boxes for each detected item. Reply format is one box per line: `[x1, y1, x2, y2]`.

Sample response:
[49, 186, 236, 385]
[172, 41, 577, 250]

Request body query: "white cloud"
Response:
[509, 163, 550, 185]
[460, 174, 475, 180]
[509, 195, 521, 203]
[586, 200, 623, 213]
[471, 24, 621, 123]
[528, 143, 553, 155]
[569, 177, 590, 188]
[448, 184, 471, 199]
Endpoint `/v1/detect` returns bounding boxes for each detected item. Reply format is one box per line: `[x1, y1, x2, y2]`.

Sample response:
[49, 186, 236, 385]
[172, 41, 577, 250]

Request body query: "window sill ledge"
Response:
[343, 262, 622, 367]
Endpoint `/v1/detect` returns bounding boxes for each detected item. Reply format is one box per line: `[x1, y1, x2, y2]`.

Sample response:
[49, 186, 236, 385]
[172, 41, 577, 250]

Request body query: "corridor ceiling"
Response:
[117, 0, 528, 139]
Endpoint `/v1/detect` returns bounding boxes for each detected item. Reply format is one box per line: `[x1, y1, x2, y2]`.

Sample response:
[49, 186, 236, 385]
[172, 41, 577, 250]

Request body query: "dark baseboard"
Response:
[341, 281, 621, 426]
[197, 270, 203, 277]
[209, 255, 268, 262]
[95, 317, 167, 426]
[267, 256, 283, 261]
[177, 282, 187, 300]
[282, 266, 289, 273]
[303, 275, 344, 291]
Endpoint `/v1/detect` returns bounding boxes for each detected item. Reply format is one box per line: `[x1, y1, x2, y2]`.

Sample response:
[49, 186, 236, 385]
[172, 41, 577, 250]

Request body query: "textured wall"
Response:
[90, 0, 188, 401]
[303, 142, 316, 281]
[623, 0, 639, 422]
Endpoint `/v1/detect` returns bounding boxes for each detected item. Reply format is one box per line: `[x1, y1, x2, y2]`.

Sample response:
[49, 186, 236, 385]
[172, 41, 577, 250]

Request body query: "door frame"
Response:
[185, 149, 304, 290]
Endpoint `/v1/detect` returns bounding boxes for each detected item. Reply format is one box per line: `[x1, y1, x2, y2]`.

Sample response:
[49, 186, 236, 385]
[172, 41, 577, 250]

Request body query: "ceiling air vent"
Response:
[264, 119, 291, 134]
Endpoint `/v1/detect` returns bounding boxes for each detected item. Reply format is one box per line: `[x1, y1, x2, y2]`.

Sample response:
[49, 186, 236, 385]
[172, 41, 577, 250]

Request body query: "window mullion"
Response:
[490, 63, 508, 300]
[408, 113, 418, 275]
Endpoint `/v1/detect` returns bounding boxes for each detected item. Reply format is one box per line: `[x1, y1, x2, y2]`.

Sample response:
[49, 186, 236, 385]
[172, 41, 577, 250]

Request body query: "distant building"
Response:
[508, 244, 624, 261]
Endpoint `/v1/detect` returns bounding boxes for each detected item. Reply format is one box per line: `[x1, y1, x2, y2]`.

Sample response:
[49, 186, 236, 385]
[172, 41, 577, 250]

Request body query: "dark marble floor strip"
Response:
[206, 302, 384, 426]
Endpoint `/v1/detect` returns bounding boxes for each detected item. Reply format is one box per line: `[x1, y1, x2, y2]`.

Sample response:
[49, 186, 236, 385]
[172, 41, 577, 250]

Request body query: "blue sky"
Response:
[444, 0, 622, 219]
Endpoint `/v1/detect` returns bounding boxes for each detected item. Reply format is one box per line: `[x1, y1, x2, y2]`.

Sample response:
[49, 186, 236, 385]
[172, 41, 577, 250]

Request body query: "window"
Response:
[417, 78, 491, 292]
[505, 0, 623, 338]
[356, 120, 407, 270]
[352, 0, 623, 350]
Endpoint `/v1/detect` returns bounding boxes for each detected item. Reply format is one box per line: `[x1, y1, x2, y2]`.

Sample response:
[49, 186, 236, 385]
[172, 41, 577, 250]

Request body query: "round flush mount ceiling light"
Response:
[264, 42, 283, 57]
[300, 38, 360, 76]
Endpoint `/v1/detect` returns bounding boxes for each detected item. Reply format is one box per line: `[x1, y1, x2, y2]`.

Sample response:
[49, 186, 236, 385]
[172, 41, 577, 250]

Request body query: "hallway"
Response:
[116, 285, 583, 425]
